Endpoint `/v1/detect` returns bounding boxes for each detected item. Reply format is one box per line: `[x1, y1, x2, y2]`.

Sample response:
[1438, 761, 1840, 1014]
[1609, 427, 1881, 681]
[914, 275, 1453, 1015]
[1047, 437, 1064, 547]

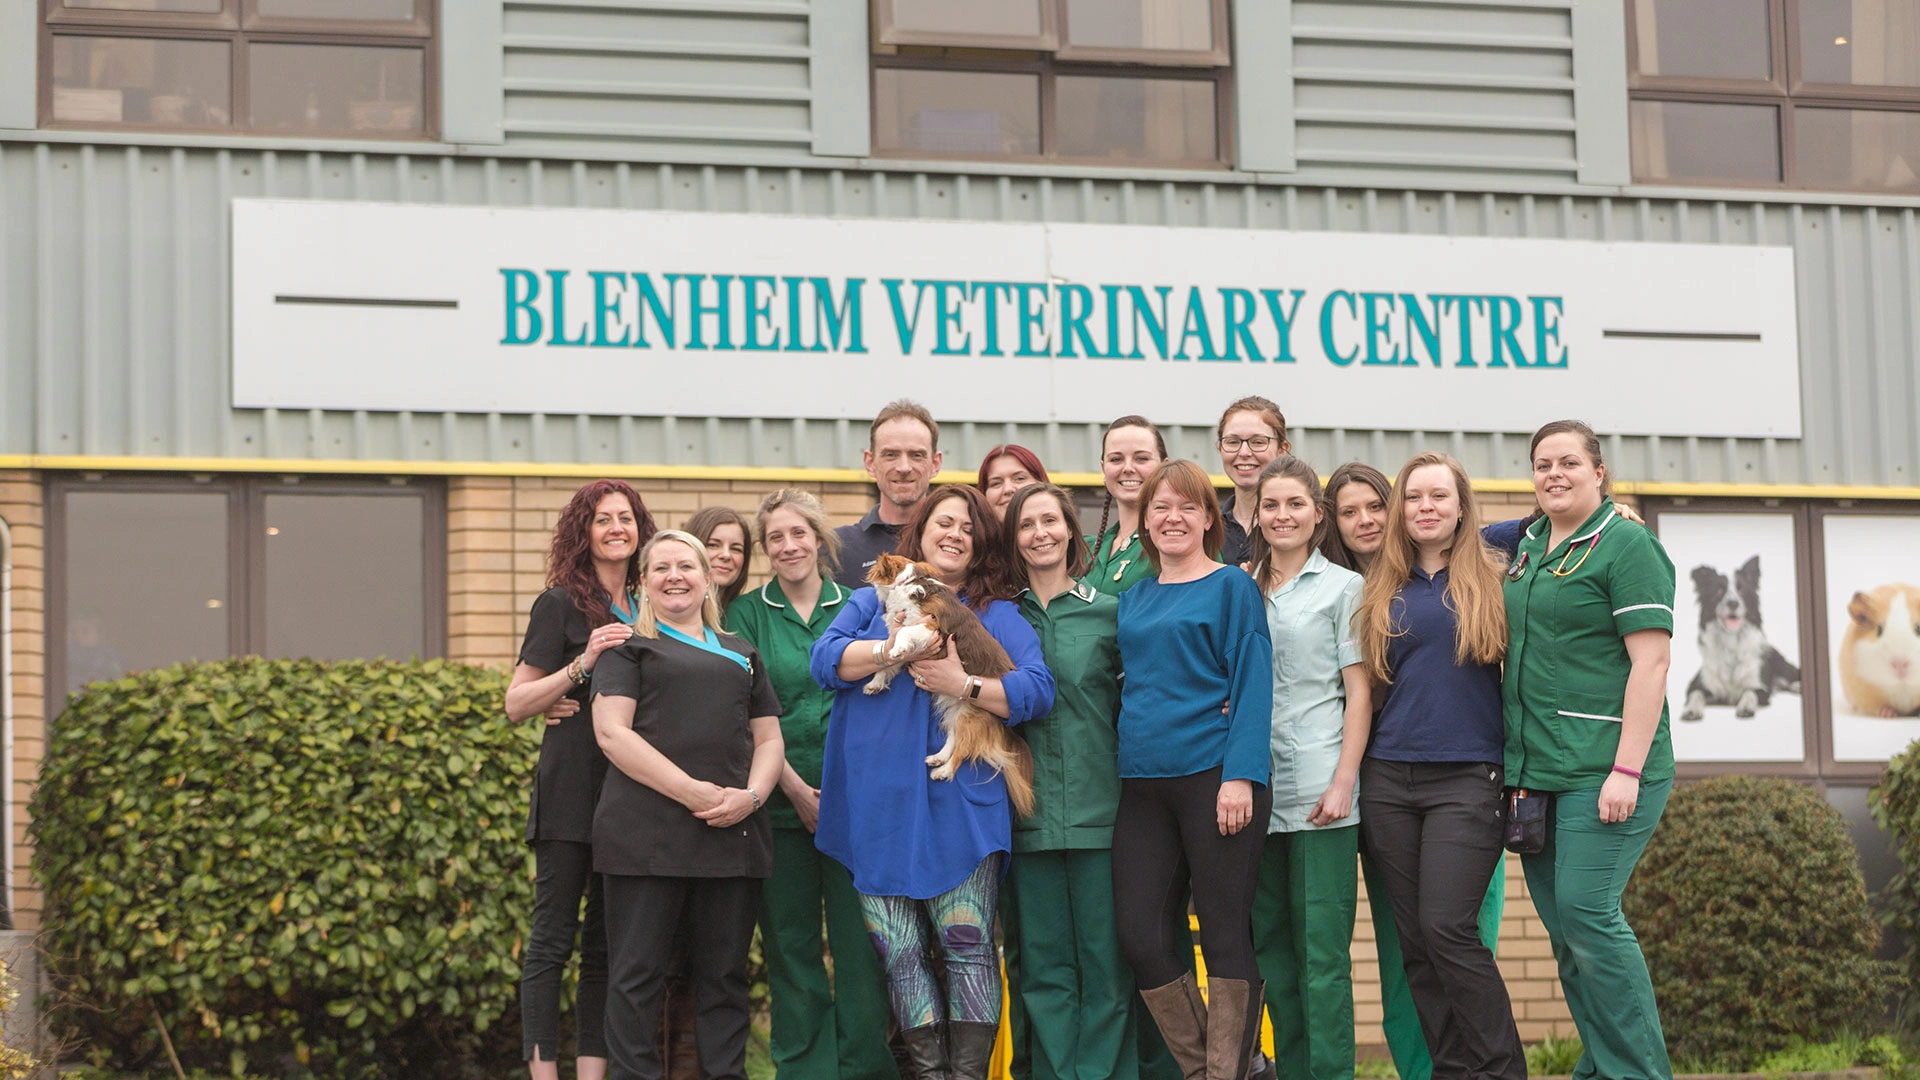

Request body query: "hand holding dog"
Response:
[1217, 779, 1254, 835]
[696, 787, 761, 829]
[908, 648, 968, 697]
[1597, 771, 1639, 824]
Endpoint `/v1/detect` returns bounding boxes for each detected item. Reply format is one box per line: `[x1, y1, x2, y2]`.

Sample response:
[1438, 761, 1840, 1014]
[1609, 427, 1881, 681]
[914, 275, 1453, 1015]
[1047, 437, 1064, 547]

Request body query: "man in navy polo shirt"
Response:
[832, 399, 944, 589]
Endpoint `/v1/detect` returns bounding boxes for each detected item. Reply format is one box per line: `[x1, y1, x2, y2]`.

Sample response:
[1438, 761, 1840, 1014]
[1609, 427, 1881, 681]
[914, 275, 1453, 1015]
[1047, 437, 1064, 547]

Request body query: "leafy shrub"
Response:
[0, 958, 36, 1080]
[1623, 775, 1897, 1068]
[1754, 1032, 1904, 1074]
[1871, 742, 1920, 1029]
[31, 657, 534, 1078]
[1524, 1033, 1583, 1076]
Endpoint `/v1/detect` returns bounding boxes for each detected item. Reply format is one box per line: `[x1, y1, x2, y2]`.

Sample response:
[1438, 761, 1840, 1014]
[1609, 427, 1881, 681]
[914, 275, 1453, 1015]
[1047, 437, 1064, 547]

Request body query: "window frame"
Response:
[870, 0, 1234, 169]
[1624, 0, 1920, 192]
[45, 473, 446, 710]
[38, 0, 439, 140]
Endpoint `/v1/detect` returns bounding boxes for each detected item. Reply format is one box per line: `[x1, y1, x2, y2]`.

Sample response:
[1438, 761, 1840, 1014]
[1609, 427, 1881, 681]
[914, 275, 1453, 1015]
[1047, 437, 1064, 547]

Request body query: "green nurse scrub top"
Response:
[1013, 581, 1124, 852]
[724, 577, 850, 829]
[1087, 524, 1154, 596]
[1501, 499, 1677, 792]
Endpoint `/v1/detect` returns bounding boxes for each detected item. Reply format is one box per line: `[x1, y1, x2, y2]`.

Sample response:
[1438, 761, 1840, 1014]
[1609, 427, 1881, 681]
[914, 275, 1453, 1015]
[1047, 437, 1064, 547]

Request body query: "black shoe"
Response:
[900, 1022, 952, 1080]
[948, 1021, 999, 1080]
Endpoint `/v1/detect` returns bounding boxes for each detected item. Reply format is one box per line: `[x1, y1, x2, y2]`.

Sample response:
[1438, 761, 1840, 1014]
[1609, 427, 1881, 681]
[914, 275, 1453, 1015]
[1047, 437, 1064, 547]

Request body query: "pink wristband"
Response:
[1611, 764, 1643, 780]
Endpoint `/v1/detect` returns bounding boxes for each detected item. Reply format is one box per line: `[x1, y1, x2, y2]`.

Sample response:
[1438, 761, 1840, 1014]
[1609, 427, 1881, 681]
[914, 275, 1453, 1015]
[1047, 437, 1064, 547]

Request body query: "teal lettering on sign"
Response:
[500, 269, 543, 345]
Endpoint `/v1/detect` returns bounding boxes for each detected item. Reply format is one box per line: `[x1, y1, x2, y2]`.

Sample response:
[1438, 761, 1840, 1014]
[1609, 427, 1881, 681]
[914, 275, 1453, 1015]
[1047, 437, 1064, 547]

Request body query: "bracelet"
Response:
[567, 657, 588, 685]
[1611, 764, 1643, 780]
[872, 641, 887, 667]
[746, 787, 762, 808]
[967, 676, 983, 700]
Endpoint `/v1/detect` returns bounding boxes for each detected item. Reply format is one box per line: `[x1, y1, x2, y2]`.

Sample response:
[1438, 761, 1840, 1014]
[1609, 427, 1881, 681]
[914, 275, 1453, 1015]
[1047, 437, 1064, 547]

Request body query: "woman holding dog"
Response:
[507, 479, 657, 1080]
[1353, 452, 1524, 1080]
[810, 484, 1056, 1080]
[1112, 459, 1273, 1080]
[998, 482, 1140, 1080]
[724, 490, 896, 1080]
[1504, 419, 1676, 1080]
[1243, 456, 1370, 1080]
[590, 529, 786, 1080]
[1089, 416, 1170, 595]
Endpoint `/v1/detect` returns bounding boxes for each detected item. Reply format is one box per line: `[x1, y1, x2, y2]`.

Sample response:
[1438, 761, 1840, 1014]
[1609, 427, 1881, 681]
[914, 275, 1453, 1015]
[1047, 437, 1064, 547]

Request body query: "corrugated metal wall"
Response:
[1291, 0, 1579, 185]
[3, 141, 1919, 486]
[499, 0, 816, 163]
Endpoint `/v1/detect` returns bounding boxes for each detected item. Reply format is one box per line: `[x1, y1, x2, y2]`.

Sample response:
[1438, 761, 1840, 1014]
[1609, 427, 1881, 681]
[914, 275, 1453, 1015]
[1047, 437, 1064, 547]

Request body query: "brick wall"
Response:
[0, 473, 45, 930]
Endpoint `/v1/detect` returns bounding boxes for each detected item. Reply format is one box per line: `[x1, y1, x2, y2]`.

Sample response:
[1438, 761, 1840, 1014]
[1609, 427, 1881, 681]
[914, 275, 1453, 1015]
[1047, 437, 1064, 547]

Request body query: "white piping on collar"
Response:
[1525, 505, 1617, 547]
[757, 579, 847, 609]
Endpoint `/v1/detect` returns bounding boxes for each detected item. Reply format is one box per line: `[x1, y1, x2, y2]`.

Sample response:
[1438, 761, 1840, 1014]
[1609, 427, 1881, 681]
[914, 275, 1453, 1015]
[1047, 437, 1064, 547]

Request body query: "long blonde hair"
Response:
[633, 530, 725, 638]
[1355, 452, 1507, 683]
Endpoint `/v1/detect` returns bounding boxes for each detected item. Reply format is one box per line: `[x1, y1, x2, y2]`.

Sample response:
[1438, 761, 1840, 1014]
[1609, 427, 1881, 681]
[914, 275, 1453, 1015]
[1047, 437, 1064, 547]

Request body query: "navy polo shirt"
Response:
[832, 505, 903, 590]
[1368, 565, 1505, 764]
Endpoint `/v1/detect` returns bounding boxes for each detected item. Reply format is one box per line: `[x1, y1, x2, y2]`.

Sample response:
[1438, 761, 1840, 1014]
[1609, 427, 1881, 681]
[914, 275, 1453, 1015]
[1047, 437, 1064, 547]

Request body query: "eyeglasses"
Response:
[1218, 435, 1276, 453]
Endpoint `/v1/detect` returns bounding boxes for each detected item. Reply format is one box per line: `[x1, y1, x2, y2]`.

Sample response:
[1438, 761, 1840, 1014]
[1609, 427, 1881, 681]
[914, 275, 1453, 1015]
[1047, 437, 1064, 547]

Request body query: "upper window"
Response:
[871, 0, 1232, 169]
[41, 0, 436, 140]
[1627, 0, 1920, 193]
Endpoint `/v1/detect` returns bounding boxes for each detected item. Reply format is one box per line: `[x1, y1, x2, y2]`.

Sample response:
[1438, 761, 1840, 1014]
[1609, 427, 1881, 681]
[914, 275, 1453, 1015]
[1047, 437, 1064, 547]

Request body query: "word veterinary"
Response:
[499, 269, 1572, 369]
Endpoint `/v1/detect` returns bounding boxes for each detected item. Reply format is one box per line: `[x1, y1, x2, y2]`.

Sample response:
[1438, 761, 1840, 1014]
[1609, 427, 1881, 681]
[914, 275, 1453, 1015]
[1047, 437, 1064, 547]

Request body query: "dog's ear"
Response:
[1736, 555, 1761, 593]
[869, 553, 910, 586]
[1690, 565, 1724, 598]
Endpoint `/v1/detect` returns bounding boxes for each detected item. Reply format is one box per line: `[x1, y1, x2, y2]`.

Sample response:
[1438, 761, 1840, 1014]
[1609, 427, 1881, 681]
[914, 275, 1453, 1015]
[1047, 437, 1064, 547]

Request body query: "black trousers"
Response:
[522, 839, 608, 1061]
[1358, 759, 1525, 1080]
[1111, 767, 1270, 987]
[603, 873, 763, 1080]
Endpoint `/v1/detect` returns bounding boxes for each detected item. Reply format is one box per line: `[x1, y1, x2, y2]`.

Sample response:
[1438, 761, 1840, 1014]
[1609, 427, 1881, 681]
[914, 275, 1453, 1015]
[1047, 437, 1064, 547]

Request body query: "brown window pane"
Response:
[1795, 107, 1920, 191]
[62, 491, 230, 695]
[1065, 0, 1213, 51]
[1631, 100, 1781, 182]
[873, 68, 1040, 156]
[256, 0, 416, 21]
[1632, 0, 1771, 80]
[263, 493, 426, 662]
[890, 0, 1042, 38]
[248, 43, 424, 135]
[1797, 0, 1920, 87]
[1057, 75, 1216, 163]
[61, 0, 221, 11]
[51, 36, 230, 126]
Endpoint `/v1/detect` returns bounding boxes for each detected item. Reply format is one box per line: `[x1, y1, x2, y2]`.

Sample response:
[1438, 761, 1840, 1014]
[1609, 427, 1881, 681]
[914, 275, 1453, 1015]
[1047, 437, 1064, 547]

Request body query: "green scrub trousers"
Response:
[1522, 781, 1671, 1080]
[1009, 849, 1140, 1080]
[1365, 854, 1506, 1080]
[759, 827, 897, 1079]
[1253, 826, 1359, 1080]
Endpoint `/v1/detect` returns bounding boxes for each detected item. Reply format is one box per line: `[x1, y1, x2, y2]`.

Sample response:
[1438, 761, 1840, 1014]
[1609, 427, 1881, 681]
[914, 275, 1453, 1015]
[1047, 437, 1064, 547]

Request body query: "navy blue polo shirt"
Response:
[1368, 565, 1505, 764]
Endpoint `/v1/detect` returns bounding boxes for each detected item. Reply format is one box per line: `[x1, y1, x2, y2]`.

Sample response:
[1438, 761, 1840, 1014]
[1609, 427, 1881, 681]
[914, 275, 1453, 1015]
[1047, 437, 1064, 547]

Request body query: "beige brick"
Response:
[1507, 978, 1556, 1001]
[1525, 998, 1573, 1021]
[1499, 936, 1554, 959]
[449, 550, 514, 574]
[451, 613, 514, 636]
[1353, 1002, 1383, 1025]
[1496, 959, 1527, 982]
[637, 490, 701, 514]
[448, 487, 514, 512]
[450, 508, 513, 531]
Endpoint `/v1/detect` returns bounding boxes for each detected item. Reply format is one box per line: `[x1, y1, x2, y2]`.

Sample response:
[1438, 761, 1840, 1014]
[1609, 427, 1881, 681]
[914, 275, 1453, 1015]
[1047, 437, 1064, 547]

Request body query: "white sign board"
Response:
[231, 199, 1803, 436]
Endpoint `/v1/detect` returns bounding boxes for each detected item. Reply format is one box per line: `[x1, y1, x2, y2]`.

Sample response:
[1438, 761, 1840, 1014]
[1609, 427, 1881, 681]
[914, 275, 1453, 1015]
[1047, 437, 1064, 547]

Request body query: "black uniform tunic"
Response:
[590, 630, 782, 879]
[519, 587, 608, 844]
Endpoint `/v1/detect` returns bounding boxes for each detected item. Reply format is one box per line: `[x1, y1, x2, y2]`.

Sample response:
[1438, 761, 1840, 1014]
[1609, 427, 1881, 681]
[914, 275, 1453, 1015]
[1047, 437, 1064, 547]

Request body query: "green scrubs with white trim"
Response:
[727, 580, 896, 1080]
[1503, 499, 1675, 1080]
[1010, 581, 1138, 1080]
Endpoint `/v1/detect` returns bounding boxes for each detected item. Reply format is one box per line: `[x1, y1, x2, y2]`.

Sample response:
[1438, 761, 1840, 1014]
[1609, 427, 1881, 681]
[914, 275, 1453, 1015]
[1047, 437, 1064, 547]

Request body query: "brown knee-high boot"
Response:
[1202, 977, 1265, 1080]
[1138, 972, 1209, 1080]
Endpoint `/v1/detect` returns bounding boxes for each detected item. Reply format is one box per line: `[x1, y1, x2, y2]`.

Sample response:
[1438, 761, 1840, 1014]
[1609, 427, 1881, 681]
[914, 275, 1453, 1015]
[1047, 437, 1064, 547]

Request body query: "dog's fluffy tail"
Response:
[1004, 738, 1036, 820]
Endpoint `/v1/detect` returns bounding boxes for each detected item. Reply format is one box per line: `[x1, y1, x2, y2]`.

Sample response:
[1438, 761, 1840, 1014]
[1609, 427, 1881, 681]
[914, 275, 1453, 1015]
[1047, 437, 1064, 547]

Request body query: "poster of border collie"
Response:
[1656, 512, 1806, 763]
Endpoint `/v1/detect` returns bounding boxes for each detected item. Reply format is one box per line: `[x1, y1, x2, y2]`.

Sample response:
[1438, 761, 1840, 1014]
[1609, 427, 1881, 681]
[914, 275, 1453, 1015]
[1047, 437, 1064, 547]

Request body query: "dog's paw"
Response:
[1735, 691, 1759, 718]
[1680, 706, 1704, 722]
[928, 762, 956, 781]
[889, 624, 938, 661]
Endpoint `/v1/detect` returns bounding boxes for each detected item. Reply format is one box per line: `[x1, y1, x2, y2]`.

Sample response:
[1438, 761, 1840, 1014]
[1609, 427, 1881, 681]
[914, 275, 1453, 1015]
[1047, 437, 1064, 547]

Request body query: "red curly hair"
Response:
[547, 480, 659, 627]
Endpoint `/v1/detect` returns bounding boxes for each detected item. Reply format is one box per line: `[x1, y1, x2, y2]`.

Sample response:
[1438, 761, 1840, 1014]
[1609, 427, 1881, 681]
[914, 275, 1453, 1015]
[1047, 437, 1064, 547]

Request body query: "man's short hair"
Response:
[869, 399, 940, 451]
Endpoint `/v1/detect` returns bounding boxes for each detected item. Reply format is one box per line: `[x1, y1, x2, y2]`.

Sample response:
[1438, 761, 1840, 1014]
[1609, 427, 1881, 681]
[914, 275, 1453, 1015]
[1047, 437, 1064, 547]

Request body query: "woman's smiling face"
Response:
[918, 494, 974, 581]
[1103, 427, 1163, 511]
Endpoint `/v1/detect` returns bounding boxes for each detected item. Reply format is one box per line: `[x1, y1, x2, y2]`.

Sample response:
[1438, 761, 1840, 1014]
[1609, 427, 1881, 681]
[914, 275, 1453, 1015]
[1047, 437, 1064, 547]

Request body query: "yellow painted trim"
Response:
[4, 455, 1919, 501]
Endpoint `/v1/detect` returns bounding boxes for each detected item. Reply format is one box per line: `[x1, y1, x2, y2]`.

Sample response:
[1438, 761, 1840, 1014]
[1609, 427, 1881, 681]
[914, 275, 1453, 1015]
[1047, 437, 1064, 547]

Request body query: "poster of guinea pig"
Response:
[1654, 512, 1806, 762]
[1825, 514, 1920, 762]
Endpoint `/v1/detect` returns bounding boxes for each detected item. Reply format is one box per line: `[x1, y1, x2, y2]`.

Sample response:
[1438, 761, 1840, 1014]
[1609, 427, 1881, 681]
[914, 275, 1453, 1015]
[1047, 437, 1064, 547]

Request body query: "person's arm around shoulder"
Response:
[591, 645, 724, 815]
[1217, 569, 1275, 836]
[1601, 524, 1675, 825]
[1309, 574, 1371, 827]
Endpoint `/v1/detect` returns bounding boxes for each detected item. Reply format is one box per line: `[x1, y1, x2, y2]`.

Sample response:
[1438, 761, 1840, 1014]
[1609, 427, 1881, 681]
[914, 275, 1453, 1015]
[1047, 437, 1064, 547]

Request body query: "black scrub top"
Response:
[519, 587, 608, 845]
[590, 629, 782, 879]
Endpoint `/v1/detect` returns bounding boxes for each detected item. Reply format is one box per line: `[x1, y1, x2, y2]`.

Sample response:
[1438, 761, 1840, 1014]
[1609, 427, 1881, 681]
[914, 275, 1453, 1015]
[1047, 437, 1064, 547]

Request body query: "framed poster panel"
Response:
[1651, 509, 1811, 764]
[1820, 512, 1920, 763]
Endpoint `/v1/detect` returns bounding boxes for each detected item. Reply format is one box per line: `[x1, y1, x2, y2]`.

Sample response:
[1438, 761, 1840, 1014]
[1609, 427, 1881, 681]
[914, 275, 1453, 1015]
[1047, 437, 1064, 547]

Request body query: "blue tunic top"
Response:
[1116, 567, 1274, 786]
[1368, 565, 1505, 765]
[810, 588, 1056, 898]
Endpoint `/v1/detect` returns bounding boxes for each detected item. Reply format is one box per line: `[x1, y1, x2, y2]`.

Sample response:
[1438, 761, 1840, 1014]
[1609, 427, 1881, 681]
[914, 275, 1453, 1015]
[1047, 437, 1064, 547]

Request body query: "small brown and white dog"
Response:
[864, 553, 1036, 818]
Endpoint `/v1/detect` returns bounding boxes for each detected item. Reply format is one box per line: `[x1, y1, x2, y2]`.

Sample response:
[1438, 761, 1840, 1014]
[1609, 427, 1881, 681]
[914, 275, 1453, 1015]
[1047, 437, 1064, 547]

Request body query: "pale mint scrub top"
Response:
[1264, 550, 1365, 834]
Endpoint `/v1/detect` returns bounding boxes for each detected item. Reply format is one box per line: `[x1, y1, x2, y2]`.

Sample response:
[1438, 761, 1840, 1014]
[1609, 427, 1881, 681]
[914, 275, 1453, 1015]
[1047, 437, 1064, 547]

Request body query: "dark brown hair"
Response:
[686, 505, 754, 611]
[1096, 414, 1169, 541]
[1319, 461, 1392, 572]
[1136, 459, 1224, 571]
[1001, 483, 1093, 586]
[1529, 419, 1610, 497]
[1245, 456, 1328, 593]
[894, 484, 1015, 608]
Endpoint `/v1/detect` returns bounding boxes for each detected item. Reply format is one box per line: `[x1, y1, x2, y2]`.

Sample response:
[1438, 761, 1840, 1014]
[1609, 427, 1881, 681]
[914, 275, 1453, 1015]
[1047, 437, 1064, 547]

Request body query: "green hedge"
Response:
[1874, 739, 1920, 1024]
[1622, 775, 1896, 1068]
[31, 657, 535, 1078]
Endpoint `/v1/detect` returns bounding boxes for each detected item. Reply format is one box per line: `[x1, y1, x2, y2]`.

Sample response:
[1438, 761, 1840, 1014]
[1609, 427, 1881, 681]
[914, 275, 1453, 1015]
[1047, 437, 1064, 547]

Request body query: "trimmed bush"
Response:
[31, 657, 533, 1078]
[1874, 740, 1920, 1023]
[1622, 775, 1895, 1068]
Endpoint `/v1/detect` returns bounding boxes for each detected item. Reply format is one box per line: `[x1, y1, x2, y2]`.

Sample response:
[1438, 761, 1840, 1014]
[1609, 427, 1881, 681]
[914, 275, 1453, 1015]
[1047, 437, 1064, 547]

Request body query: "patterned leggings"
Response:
[857, 854, 1003, 1030]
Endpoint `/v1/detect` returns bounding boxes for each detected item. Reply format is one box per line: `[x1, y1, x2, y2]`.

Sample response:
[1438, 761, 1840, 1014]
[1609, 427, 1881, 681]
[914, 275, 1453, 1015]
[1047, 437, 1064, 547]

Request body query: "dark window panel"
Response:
[263, 493, 426, 662]
[1630, 99, 1781, 182]
[51, 35, 231, 126]
[1633, 0, 1772, 80]
[1796, 0, 1920, 87]
[1056, 75, 1216, 162]
[1795, 107, 1920, 191]
[247, 43, 424, 136]
[1064, 0, 1213, 52]
[62, 491, 230, 695]
[873, 68, 1041, 156]
[889, 0, 1043, 38]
